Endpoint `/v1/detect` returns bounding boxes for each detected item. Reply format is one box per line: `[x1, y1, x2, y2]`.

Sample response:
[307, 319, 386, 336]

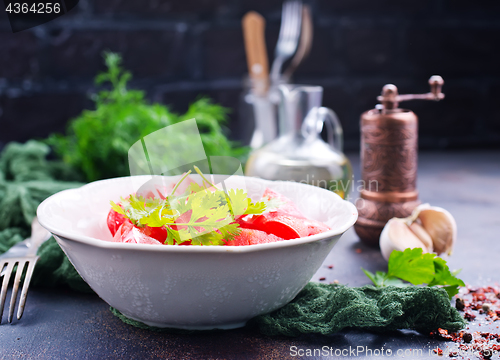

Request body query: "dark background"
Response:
[1, 0, 499, 151]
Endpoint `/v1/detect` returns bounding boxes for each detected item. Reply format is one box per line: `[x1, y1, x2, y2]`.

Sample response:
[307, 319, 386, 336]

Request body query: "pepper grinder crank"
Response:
[354, 76, 445, 246]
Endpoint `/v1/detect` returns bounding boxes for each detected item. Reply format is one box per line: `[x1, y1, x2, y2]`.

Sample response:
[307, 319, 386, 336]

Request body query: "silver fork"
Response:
[270, 0, 303, 84]
[0, 217, 51, 323]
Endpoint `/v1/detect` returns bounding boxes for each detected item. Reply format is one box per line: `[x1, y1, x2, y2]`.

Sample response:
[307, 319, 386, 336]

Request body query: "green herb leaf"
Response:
[387, 248, 436, 285]
[261, 197, 287, 213]
[362, 248, 465, 299]
[362, 268, 406, 287]
[362, 268, 384, 287]
[383, 277, 408, 287]
[190, 223, 241, 246]
[225, 188, 266, 217]
[110, 169, 266, 245]
[110, 201, 125, 215]
[441, 285, 460, 299]
[428, 257, 465, 288]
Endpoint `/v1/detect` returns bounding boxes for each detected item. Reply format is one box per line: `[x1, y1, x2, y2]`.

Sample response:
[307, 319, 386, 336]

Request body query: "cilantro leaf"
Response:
[187, 182, 207, 194]
[428, 257, 465, 298]
[110, 201, 125, 215]
[362, 268, 384, 287]
[387, 248, 436, 285]
[191, 223, 241, 246]
[362, 248, 465, 299]
[138, 205, 176, 227]
[110, 169, 267, 245]
[261, 197, 286, 213]
[441, 285, 460, 299]
[118, 194, 168, 226]
[362, 268, 406, 287]
[225, 188, 266, 217]
[383, 277, 408, 287]
[164, 227, 180, 245]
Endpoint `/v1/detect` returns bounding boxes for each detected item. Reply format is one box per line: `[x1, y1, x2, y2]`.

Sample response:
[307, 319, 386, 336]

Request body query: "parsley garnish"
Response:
[362, 248, 465, 299]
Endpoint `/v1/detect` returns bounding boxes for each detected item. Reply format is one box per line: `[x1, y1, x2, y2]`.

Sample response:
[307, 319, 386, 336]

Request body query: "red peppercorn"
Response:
[464, 312, 476, 321]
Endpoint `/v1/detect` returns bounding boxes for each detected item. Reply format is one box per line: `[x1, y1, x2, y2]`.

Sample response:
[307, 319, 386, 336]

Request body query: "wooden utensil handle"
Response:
[242, 11, 269, 95]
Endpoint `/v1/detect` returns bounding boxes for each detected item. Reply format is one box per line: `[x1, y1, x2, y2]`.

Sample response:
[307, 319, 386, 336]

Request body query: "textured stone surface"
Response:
[1, 151, 500, 359]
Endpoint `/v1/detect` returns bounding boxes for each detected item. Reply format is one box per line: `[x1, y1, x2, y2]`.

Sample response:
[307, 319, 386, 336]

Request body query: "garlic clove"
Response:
[409, 222, 434, 253]
[380, 218, 430, 261]
[414, 204, 457, 256]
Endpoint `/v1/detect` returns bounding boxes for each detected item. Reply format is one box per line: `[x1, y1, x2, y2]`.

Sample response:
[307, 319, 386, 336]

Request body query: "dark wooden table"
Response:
[1, 150, 499, 359]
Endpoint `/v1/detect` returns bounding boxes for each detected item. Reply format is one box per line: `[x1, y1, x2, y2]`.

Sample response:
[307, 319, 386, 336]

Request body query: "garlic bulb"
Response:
[408, 222, 434, 253]
[415, 204, 456, 256]
[379, 204, 457, 261]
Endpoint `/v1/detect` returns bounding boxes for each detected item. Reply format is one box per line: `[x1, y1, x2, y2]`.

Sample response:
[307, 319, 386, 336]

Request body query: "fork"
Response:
[0, 217, 51, 323]
[270, 0, 303, 84]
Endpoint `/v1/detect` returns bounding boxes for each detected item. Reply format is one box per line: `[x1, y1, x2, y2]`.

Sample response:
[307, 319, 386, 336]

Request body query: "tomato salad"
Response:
[107, 169, 330, 246]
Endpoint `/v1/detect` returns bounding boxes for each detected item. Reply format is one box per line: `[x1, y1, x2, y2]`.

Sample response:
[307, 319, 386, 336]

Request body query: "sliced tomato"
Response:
[141, 226, 169, 243]
[170, 210, 192, 231]
[112, 220, 162, 245]
[247, 229, 284, 245]
[224, 228, 284, 246]
[107, 208, 126, 236]
[106, 205, 169, 242]
[303, 219, 331, 236]
[223, 229, 250, 246]
[112, 219, 133, 242]
[236, 189, 331, 239]
[237, 212, 308, 240]
[237, 213, 331, 238]
[261, 188, 305, 218]
[177, 240, 193, 245]
[256, 213, 309, 239]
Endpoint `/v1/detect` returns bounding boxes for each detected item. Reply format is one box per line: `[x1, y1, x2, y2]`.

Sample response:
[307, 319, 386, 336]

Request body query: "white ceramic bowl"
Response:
[37, 175, 357, 330]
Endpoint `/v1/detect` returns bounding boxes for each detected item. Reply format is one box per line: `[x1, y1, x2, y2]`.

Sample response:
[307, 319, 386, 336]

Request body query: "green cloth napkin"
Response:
[0, 140, 91, 292]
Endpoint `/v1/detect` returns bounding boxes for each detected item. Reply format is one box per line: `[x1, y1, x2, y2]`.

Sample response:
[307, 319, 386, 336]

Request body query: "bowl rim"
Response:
[37, 175, 358, 254]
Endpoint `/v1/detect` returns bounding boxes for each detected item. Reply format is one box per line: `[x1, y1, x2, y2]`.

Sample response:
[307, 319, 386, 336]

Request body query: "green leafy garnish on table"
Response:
[111, 167, 266, 246]
[47, 52, 248, 182]
[362, 248, 465, 299]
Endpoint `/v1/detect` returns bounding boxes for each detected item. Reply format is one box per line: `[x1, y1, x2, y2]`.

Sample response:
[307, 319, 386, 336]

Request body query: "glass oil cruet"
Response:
[245, 84, 352, 198]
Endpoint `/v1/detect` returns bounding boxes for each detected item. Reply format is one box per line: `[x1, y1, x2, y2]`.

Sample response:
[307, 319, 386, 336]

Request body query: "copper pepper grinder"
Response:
[354, 76, 445, 246]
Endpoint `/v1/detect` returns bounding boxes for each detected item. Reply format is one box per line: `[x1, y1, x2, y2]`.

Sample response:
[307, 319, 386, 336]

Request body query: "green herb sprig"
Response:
[362, 248, 465, 299]
[47, 52, 248, 182]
